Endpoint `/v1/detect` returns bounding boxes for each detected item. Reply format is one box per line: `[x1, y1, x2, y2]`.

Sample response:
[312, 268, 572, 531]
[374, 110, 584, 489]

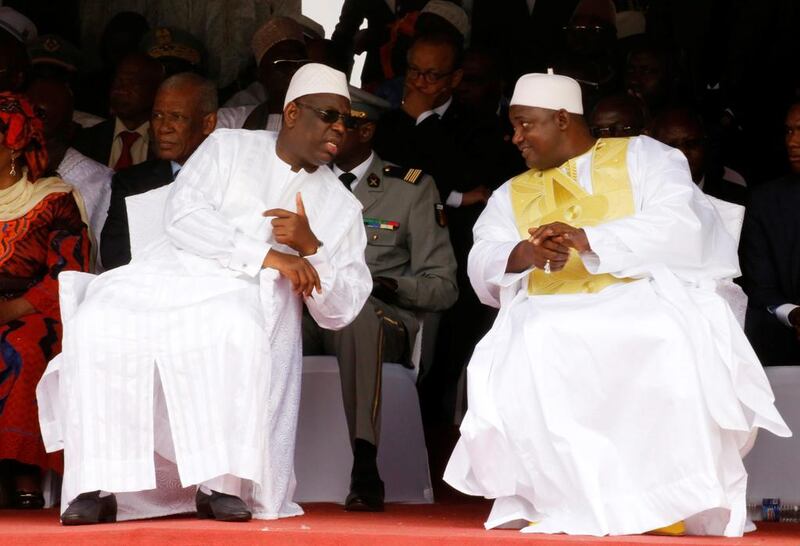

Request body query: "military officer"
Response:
[302, 87, 458, 512]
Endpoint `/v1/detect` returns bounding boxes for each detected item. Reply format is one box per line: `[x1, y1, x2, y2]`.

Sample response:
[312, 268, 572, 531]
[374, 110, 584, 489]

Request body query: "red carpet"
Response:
[3, 500, 800, 546]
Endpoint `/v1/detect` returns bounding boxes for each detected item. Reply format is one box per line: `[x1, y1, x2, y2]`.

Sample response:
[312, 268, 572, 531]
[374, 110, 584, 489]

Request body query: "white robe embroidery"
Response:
[37, 129, 372, 521]
[444, 136, 791, 537]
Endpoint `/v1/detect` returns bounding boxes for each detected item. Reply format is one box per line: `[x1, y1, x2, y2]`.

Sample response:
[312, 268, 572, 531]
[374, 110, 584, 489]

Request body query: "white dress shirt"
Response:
[331, 151, 375, 191]
[414, 97, 464, 207]
[108, 118, 150, 169]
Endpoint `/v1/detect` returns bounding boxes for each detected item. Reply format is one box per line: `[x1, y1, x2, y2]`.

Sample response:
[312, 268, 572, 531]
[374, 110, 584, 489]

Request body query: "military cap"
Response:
[141, 27, 205, 67]
[348, 86, 391, 122]
[28, 34, 82, 72]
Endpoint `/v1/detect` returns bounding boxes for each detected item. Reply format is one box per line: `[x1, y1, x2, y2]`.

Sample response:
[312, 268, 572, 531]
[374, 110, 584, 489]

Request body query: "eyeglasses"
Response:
[562, 24, 608, 33]
[406, 65, 453, 84]
[152, 111, 191, 125]
[665, 137, 705, 150]
[295, 101, 350, 126]
[271, 58, 311, 70]
[590, 125, 639, 138]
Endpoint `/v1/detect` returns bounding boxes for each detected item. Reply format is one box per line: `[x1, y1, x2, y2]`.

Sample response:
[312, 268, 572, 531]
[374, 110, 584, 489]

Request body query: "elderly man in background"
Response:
[444, 70, 790, 537]
[37, 63, 371, 525]
[100, 72, 218, 270]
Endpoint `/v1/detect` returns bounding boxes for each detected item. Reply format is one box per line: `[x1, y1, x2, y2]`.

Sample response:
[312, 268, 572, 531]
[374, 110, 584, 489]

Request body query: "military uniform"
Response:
[302, 153, 458, 446]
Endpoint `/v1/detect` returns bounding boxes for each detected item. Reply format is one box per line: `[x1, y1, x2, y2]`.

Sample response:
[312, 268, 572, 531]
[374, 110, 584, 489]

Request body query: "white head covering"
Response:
[616, 10, 646, 39]
[421, 0, 470, 38]
[510, 69, 584, 115]
[0, 7, 37, 43]
[284, 63, 350, 108]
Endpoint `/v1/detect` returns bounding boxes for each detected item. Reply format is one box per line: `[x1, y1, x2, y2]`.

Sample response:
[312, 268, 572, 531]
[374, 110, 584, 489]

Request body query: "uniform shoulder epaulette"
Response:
[383, 165, 425, 184]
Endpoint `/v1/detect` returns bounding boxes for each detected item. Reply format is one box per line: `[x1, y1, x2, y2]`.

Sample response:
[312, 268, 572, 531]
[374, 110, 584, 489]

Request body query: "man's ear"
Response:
[359, 121, 376, 143]
[202, 112, 218, 136]
[284, 102, 299, 128]
[450, 68, 464, 90]
[555, 109, 571, 131]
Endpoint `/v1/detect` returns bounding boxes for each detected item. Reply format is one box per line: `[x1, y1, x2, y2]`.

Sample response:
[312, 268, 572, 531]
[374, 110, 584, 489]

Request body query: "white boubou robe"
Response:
[36, 129, 372, 520]
[444, 136, 791, 537]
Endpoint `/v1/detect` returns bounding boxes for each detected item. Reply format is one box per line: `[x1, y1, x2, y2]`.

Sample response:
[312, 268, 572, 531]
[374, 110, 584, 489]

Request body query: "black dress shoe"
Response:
[61, 491, 117, 525]
[196, 489, 252, 522]
[344, 477, 385, 512]
[12, 491, 45, 509]
[345, 439, 385, 512]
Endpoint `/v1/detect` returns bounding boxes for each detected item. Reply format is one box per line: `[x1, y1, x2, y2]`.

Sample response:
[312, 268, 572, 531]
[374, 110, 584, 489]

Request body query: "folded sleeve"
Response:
[304, 206, 372, 330]
[468, 184, 530, 308]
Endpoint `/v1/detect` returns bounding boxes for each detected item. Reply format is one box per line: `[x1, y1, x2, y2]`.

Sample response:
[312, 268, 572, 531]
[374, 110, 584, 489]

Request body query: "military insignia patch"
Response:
[367, 173, 380, 188]
[43, 37, 61, 52]
[383, 165, 424, 184]
[434, 203, 447, 227]
[364, 217, 399, 230]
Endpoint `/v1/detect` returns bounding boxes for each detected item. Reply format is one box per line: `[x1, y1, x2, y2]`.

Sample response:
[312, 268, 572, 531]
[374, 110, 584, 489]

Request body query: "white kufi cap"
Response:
[284, 63, 350, 108]
[421, 0, 470, 38]
[510, 69, 583, 115]
[0, 7, 37, 43]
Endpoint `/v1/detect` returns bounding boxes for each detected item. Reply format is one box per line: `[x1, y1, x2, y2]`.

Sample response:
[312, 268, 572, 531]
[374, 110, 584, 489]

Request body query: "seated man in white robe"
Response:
[36, 64, 372, 525]
[443, 70, 791, 537]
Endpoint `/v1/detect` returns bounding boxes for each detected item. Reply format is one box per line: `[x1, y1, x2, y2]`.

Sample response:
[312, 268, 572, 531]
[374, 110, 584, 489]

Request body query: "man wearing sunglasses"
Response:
[39, 63, 372, 526]
[303, 87, 458, 512]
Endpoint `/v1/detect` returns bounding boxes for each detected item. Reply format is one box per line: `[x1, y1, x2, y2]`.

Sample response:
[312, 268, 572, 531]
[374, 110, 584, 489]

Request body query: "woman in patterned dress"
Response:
[0, 93, 89, 509]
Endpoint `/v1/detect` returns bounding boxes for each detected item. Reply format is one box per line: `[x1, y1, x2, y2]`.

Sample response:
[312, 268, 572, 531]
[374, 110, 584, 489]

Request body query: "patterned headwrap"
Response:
[0, 92, 48, 181]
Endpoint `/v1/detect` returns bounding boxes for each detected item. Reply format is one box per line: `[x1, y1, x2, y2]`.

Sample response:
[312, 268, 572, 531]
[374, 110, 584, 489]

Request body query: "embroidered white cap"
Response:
[0, 7, 37, 43]
[420, 0, 470, 38]
[284, 63, 350, 108]
[510, 69, 584, 115]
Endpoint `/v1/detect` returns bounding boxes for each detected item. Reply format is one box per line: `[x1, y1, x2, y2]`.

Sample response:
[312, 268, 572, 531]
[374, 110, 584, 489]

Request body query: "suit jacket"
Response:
[702, 172, 748, 206]
[373, 100, 525, 199]
[739, 173, 800, 364]
[353, 153, 458, 317]
[72, 118, 115, 166]
[100, 159, 175, 270]
[72, 118, 155, 168]
[331, 0, 426, 86]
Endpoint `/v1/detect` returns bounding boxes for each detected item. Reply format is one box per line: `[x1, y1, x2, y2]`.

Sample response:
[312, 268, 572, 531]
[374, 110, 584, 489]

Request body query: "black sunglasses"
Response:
[295, 101, 350, 126]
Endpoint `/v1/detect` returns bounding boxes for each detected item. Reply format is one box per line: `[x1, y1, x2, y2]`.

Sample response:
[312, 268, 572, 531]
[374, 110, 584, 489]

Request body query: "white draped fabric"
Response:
[37, 129, 371, 521]
[444, 136, 791, 537]
[215, 105, 258, 130]
[57, 147, 113, 256]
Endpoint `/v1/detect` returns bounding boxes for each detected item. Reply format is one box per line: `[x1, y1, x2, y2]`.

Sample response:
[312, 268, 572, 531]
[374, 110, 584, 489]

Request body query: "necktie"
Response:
[339, 172, 357, 191]
[114, 130, 141, 171]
